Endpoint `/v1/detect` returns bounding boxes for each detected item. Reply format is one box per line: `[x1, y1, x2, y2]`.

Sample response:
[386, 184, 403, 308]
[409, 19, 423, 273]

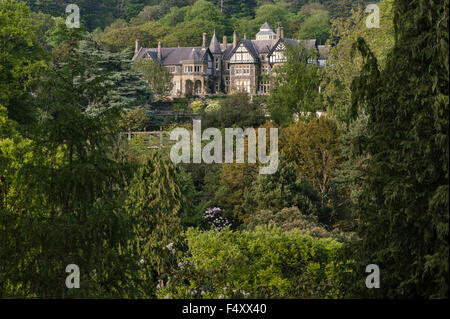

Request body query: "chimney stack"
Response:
[202, 32, 207, 48]
[135, 39, 140, 54]
[276, 26, 284, 39]
[222, 35, 227, 51]
[157, 41, 162, 60]
[233, 30, 239, 49]
[243, 33, 247, 40]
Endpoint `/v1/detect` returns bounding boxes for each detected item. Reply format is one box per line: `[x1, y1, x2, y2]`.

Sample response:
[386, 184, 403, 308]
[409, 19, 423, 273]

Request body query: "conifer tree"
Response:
[344, 0, 449, 298]
[126, 152, 185, 296]
[1, 35, 139, 298]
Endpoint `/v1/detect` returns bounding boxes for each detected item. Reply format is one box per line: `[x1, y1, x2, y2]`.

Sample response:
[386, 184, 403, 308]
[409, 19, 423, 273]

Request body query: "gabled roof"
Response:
[240, 39, 259, 58]
[209, 32, 222, 54]
[221, 43, 234, 60]
[228, 39, 259, 62]
[134, 46, 212, 65]
[251, 39, 278, 54]
[266, 38, 316, 57]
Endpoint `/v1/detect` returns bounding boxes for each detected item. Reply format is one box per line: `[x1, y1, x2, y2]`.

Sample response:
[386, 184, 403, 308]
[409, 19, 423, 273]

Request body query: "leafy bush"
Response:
[244, 159, 330, 225]
[200, 91, 265, 129]
[204, 100, 221, 113]
[157, 227, 346, 299]
[244, 207, 352, 242]
[190, 100, 205, 112]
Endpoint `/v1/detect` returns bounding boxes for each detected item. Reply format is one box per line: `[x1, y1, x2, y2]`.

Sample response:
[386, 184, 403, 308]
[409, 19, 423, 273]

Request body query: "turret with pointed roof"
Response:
[209, 32, 222, 54]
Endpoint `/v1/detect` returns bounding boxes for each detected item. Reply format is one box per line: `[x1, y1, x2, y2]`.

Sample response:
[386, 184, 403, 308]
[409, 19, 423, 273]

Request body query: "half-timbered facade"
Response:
[133, 22, 329, 97]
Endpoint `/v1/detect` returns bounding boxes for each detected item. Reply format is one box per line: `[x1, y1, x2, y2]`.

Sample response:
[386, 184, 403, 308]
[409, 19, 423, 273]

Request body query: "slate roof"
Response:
[209, 32, 222, 54]
[134, 46, 210, 65]
[265, 38, 317, 57]
[133, 23, 324, 65]
[251, 39, 278, 53]
[222, 43, 234, 60]
[260, 22, 273, 31]
[240, 39, 259, 58]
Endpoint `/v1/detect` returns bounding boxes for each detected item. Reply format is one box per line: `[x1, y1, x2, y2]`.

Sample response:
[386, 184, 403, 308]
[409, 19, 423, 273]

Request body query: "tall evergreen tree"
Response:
[344, 0, 449, 298]
[1, 37, 140, 298]
[125, 152, 185, 296]
[78, 39, 153, 113]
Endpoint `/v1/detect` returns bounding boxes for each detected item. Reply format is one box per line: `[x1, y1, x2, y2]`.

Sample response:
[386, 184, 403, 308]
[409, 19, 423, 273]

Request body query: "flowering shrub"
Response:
[203, 207, 231, 231]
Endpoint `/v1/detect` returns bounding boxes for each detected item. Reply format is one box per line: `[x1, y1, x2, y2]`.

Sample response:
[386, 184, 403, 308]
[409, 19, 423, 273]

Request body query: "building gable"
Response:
[268, 40, 287, 64]
[229, 41, 258, 63]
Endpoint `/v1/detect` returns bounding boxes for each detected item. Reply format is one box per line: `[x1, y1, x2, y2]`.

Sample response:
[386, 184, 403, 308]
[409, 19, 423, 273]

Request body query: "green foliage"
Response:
[125, 152, 185, 295]
[162, 19, 225, 47]
[281, 117, 343, 206]
[157, 227, 345, 299]
[244, 158, 328, 225]
[178, 168, 207, 229]
[130, 5, 165, 25]
[327, 115, 369, 229]
[321, 0, 395, 125]
[120, 107, 150, 131]
[1, 40, 139, 298]
[244, 206, 352, 242]
[25, 0, 119, 31]
[343, 0, 449, 298]
[215, 162, 259, 223]
[297, 9, 330, 44]
[267, 44, 321, 125]
[204, 99, 222, 113]
[201, 91, 265, 129]
[190, 100, 205, 112]
[99, 21, 169, 52]
[133, 58, 174, 99]
[184, 0, 225, 24]
[0, 0, 47, 124]
[78, 39, 153, 111]
[159, 6, 188, 27]
[30, 11, 55, 48]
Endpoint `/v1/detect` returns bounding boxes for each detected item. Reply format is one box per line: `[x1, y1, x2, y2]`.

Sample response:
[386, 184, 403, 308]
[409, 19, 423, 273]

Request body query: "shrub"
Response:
[244, 207, 353, 242]
[157, 227, 346, 299]
[190, 100, 205, 112]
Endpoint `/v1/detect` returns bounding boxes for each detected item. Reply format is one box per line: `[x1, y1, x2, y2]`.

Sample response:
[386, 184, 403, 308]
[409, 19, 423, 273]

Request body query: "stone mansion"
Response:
[132, 22, 330, 97]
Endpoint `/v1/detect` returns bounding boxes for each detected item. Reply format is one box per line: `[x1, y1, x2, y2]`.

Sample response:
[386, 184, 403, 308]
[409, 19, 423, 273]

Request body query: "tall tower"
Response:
[209, 32, 223, 93]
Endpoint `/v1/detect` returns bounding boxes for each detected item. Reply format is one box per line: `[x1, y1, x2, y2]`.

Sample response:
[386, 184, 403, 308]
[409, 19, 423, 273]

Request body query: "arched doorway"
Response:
[194, 80, 202, 95]
[185, 80, 193, 96]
